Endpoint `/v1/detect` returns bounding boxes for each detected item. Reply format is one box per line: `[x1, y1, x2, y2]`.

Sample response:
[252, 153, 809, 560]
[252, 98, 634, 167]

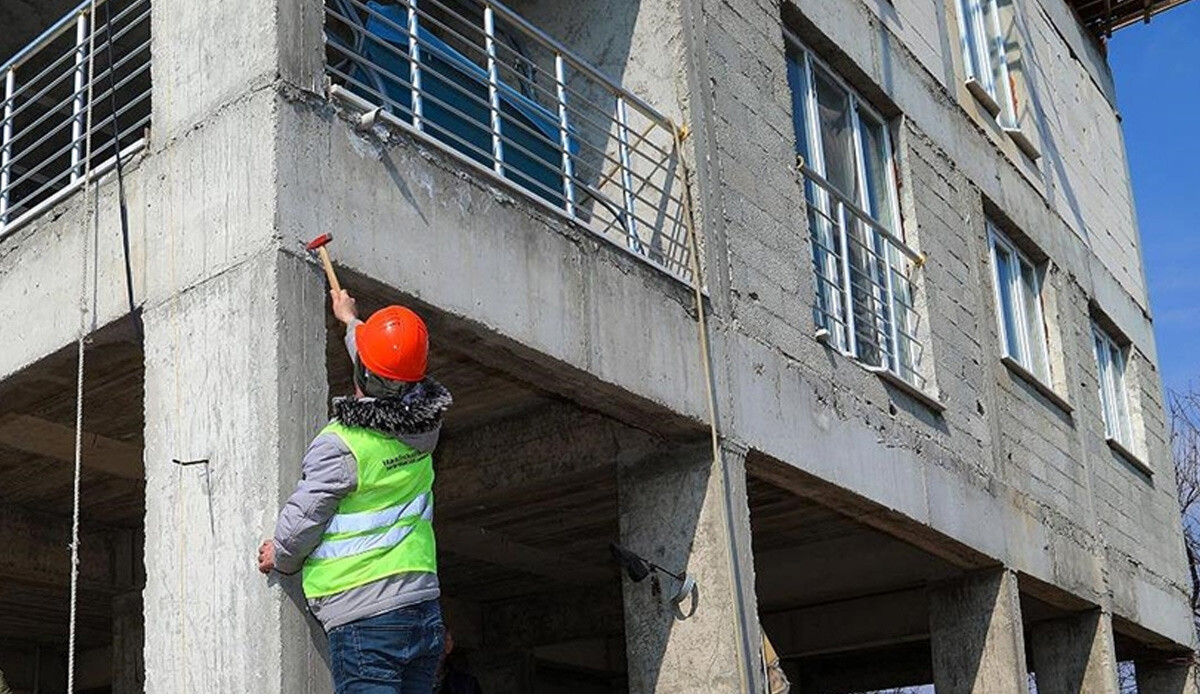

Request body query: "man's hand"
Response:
[331, 289, 358, 326]
[257, 539, 276, 574]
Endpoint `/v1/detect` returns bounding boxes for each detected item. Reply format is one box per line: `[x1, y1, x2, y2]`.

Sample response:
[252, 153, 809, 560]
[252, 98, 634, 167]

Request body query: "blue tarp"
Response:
[347, 1, 578, 206]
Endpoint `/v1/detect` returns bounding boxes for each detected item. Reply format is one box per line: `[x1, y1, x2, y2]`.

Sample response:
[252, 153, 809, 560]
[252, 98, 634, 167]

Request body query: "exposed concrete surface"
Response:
[929, 570, 1028, 694]
[1138, 662, 1200, 694]
[1029, 611, 1120, 694]
[142, 250, 331, 693]
[618, 444, 761, 694]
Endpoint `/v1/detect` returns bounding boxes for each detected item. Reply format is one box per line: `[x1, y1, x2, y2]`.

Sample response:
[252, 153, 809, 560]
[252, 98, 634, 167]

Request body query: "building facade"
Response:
[0, 0, 1195, 691]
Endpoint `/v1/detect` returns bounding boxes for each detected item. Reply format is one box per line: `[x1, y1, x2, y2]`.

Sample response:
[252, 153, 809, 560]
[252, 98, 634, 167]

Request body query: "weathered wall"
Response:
[680, 0, 1191, 648]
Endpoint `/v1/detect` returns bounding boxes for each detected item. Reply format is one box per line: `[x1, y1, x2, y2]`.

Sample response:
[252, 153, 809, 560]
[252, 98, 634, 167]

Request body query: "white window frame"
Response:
[786, 34, 923, 389]
[988, 224, 1051, 382]
[1093, 324, 1134, 450]
[955, 0, 1017, 126]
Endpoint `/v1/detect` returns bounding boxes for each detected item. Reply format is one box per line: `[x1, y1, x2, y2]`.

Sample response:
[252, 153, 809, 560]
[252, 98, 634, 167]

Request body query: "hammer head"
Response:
[305, 233, 333, 251]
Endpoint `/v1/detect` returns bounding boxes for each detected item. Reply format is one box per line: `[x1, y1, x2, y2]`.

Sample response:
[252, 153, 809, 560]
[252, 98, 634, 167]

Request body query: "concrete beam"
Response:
[0, 414, 143, 480]
[761, 588, 930, 658]
[438, 522, 611, 587]
[0, 503, 115, 588]
[1137, 660, 1200, 694]
[1029, 611, 1120, 694]
[929, 569, 1029, 694]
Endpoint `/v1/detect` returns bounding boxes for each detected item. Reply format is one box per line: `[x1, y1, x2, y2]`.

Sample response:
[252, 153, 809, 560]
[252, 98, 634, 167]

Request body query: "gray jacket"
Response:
[273, 327, 452, 631]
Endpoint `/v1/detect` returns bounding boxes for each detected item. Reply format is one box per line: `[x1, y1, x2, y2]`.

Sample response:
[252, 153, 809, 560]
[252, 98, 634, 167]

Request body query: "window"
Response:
[955, 0, 1016, 125]
[988, 225, 1050, 382]
[787, 36, 924, 389]
[1093, 325, 1133, 449]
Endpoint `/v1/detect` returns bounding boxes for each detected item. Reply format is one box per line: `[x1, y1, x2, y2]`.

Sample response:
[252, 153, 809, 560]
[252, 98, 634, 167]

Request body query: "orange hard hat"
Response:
[355, 306, 429, 383]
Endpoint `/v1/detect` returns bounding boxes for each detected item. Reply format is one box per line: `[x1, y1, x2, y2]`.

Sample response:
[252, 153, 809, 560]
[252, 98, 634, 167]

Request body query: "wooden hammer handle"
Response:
[317, 245, 342, 294]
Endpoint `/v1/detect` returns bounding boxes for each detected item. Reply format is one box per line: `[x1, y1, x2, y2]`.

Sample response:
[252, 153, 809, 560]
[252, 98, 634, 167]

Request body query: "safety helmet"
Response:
[355, 306, 429, 383]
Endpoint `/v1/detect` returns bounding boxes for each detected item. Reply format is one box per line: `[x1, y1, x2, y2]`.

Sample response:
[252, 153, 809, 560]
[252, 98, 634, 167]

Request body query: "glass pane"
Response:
[813, 67, 858, 200]
[786, 45, 811, 161]
[1111, 344, 1132, 445]
[859, 112, 895, 233]
[994, 245, 1022, 360]
[984, 0, 1011, 113]
[1020, 261, 1049, 381]
[962, 0, 993, 93]
[1094, 333, 1115, 438]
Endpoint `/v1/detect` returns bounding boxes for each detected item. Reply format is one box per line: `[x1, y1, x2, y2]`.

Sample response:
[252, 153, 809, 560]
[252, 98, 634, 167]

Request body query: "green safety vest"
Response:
[302, 420, 437, 599]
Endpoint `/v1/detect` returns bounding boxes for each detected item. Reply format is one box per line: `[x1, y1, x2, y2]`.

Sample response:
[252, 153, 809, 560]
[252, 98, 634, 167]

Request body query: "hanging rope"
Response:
[67, 0, 101, 689]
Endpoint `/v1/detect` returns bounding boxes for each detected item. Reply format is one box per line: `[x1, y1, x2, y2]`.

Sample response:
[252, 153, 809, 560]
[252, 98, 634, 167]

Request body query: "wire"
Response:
[101, 0, 142, 341]
[67, 1, 101, 690]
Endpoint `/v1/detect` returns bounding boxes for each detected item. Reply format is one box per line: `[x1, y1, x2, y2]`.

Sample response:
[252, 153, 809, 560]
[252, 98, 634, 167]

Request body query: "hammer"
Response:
[305, 233, 342, 293]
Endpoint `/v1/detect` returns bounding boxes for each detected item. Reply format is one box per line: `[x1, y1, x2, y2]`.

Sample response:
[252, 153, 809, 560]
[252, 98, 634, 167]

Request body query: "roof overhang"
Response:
[1067, 0, 1193, 39]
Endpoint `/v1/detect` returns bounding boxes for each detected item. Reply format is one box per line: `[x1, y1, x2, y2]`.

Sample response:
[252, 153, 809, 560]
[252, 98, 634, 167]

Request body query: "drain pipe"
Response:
[674, 122, 760, 694]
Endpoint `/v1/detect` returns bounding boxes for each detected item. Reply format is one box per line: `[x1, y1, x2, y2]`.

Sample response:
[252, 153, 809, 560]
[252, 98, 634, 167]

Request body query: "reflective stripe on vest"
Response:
[302, 421, 437, 599]
[310, 492, 434, 560]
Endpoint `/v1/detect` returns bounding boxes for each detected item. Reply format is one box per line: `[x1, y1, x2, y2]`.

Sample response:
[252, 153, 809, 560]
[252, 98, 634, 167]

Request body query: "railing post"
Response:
[483, 4, 504, 175]
[407, 0, 423, 131]
[615, 95, 640, 250]
[71, 9, 89, 182]
[554, 53, 575, 217]
[836, 202, 857, 357]
[882, 243, 901, 374]
[1, 68, 14, 226]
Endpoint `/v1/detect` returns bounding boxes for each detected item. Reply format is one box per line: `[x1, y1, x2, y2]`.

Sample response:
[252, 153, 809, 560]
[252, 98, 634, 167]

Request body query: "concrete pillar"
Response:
[929, 569, 1029, 694]
[143, 249, 332, 693]
[1138, 660, 1200, 694]
[1028, 611, 1119, 694]
[112, 591, 144, 694]
[618, 442, 761, 694]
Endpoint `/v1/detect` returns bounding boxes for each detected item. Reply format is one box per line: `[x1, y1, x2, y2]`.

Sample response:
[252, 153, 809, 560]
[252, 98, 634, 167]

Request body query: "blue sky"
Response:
[1109, 4, 1200, 395]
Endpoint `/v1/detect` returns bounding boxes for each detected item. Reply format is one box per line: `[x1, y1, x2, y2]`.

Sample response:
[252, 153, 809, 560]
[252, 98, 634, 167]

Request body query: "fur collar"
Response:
[332, 377, 452, 436]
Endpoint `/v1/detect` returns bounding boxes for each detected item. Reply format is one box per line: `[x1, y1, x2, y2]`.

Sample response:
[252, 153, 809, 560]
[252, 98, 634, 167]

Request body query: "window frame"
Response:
[987, 224, 1051, 383]
[786, 34, 923, 389]
[955, 0, 1017, 126]
[1093, 324, 1134, 450]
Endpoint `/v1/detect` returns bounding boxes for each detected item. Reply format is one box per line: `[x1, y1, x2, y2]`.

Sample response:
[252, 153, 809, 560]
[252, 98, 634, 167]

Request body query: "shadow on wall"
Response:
[1010, 4, 1089, 244]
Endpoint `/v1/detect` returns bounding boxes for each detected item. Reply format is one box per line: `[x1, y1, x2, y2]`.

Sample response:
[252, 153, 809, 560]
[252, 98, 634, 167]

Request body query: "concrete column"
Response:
[1028, 611, 1119, 694]
[1138, 661, 1200, 694]
[143, 249, 332, 693]
[618, 442, 761, 694]
[929, 569, 1029, 694]
[112, 591, 144, 694]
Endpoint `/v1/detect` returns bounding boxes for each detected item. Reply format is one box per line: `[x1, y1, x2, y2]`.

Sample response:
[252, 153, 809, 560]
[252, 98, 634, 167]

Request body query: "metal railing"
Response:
[802, 164, 926, 389]
[0, 0, 151, 237]
[324, 0, 693, 282]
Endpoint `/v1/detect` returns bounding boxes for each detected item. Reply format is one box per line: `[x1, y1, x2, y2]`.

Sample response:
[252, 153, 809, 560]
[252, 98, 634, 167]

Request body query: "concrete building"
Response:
[0, 0, 1195, 690]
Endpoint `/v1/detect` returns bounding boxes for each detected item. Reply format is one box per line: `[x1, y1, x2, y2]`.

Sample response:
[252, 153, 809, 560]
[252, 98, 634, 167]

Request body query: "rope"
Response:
[67, 0, 101, 689]
[673, 121, 757, 694]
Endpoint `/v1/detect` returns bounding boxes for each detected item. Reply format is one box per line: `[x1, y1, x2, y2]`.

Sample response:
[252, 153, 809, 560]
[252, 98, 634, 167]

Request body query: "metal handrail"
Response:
[803, 165, 926, 388]
[324, 0, 692, 282]
[0, 0, 152, 235]
[798, 158, 925, 266]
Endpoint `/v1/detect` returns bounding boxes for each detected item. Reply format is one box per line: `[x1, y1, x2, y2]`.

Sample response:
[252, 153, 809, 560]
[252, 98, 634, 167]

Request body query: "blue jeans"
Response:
[329, 601, 445, 694]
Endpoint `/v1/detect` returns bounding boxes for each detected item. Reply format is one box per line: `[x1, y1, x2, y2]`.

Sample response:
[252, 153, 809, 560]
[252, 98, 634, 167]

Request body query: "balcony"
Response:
[324, 0, 694, 283]
[0, 0, 151, 238]
[802, 164, 929, 394]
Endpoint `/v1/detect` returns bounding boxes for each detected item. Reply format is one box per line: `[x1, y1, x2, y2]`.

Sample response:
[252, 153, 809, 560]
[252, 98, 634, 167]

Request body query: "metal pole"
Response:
[882, 243, 901, 375]
[554, 53, 575, 217]
[407, 0, 422, 130]
[615, 95, 639, 250]
[836, 202, 857, 356]
[1, 68, 14, 226]
[71, 10, 88, 182]
[484, 5, 503, 175]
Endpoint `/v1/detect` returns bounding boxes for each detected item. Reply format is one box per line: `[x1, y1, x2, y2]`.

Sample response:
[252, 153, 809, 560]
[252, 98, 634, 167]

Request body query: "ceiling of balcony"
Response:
[1066, 0, 1192, 38]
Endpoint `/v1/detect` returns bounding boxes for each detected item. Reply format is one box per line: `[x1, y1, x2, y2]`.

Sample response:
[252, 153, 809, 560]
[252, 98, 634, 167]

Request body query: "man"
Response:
[434, 627, 484, 694]
[258, 288, 453, 693]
